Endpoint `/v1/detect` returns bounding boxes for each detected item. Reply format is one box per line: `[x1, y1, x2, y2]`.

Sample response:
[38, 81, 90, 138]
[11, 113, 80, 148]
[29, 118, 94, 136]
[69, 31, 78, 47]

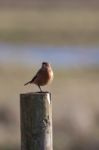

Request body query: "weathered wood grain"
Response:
[20, 92, 53, 150]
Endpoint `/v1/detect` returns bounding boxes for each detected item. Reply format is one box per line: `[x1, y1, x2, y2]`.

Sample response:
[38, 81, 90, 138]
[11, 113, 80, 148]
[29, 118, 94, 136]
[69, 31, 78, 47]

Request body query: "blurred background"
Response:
[0, 0, 99, 150]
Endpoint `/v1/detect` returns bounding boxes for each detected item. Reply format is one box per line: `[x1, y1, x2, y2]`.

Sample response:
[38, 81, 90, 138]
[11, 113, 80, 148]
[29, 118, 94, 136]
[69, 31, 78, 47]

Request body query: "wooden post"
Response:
[20, 92, 53, 150]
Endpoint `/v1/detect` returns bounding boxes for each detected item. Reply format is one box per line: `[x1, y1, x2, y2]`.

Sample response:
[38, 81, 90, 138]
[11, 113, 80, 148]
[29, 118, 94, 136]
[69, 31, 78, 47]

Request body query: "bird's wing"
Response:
[31, 69, 43, 83]
[30, 74, 37, 83]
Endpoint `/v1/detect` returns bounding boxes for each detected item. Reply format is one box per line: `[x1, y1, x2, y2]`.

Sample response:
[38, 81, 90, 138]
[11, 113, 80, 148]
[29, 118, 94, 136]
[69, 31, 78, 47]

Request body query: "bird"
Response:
[24, 62, 53, 92]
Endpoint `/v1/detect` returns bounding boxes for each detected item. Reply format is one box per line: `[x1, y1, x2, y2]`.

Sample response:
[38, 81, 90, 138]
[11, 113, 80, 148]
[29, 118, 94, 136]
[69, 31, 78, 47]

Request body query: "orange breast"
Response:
[34, 68, 53, 86]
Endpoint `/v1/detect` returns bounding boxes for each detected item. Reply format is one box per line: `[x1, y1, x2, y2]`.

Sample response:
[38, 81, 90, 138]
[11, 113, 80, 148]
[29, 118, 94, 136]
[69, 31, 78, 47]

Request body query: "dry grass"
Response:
[0, 64, 99, 149]
[0, 9, 99, 45]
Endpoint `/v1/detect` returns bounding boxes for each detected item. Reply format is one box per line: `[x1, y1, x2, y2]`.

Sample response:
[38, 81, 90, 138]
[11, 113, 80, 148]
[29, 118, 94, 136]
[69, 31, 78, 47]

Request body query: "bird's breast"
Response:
[34, 68, 53, 86]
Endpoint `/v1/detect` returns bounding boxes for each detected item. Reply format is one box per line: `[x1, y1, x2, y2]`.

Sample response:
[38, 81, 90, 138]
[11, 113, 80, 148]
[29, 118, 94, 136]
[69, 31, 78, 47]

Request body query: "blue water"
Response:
[0, 43, 99, 68]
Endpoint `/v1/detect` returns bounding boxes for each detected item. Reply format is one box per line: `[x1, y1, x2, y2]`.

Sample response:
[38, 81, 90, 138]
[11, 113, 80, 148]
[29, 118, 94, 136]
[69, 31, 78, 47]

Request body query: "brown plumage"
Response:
[24, 62, 53, 92]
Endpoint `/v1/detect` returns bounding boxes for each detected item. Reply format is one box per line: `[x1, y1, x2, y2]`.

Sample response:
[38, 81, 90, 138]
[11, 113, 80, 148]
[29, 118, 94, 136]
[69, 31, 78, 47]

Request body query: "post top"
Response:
[20, 91, 51, 96]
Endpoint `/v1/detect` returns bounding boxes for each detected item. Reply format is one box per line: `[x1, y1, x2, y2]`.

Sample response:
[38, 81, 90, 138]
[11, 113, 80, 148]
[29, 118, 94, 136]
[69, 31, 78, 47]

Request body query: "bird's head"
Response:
[42, 62, 50, 68]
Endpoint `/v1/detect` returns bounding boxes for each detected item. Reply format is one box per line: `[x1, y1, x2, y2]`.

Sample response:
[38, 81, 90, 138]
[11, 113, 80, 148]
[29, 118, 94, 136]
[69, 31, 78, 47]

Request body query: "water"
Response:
[0, 43, 99, 68]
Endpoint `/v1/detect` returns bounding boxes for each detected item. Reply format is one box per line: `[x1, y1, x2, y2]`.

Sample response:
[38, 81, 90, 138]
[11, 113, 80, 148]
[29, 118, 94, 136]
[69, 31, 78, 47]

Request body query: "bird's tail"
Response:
[24, 81, 31, 86]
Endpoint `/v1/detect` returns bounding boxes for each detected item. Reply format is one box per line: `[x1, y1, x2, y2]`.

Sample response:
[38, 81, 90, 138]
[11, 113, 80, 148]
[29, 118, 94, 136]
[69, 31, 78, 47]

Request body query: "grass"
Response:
[0, 64, 99, 150]
[0, 8, 99, 45]
[0, 146, 19, 150]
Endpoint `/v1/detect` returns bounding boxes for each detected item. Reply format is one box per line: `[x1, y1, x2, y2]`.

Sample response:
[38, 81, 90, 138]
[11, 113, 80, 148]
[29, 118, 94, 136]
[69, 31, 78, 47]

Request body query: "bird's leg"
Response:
[38, 85, 42, 92]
